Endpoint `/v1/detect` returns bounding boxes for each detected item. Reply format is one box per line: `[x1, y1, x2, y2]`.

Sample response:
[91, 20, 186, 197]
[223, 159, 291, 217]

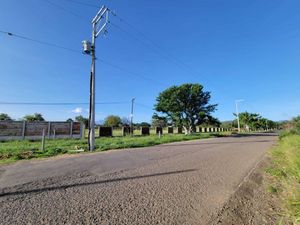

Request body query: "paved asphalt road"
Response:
[0, 133, 277, 225]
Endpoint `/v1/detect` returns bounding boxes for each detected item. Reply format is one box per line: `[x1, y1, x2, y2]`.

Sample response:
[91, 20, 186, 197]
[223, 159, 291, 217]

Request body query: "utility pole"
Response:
[235, 99, 244, 133]
[130, 98, 135, 136]
[82, 5, 110, 151]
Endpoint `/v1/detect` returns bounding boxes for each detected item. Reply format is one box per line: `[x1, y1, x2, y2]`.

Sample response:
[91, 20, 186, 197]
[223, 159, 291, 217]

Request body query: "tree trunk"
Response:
[183, 126, 188, 135]
[183, 126, 192, 135]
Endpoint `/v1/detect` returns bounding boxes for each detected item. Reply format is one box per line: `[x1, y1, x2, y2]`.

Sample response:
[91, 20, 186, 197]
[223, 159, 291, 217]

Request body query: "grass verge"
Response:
[266, 134, 300, 224]
[0, 132, 228, 164]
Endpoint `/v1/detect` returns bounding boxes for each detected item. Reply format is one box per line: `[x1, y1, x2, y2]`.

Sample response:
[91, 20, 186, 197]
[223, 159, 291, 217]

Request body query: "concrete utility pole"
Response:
[235, 99, 244, 133]
[130, 98, 135, 136]
[82, 5, 110, 151]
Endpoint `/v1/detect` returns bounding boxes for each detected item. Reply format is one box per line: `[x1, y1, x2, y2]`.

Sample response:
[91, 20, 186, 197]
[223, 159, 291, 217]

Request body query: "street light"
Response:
[235, 99, 244, 133]
[130, 98, 135, 136]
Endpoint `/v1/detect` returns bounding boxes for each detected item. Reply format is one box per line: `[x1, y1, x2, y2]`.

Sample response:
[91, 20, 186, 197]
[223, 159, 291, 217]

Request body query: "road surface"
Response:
[0, 133, 277, 225]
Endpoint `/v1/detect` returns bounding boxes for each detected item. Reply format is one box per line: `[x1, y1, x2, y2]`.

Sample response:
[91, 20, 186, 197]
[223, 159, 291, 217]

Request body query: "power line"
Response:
[0, 101, 130, 106]
[0, 29, 168, 87]
[43, 0, 88, 19]
[0, 30, 81, 54]
[135, 102, 154, 110]
[109, 22, 187, 72]
[114, 15, 194, 69]
[41, 0, 205, 78]
[98, 58, 168, 87]
[111, 14, 205, 77]
[55, 0, 200, 76]
[61, 0, 99, 8]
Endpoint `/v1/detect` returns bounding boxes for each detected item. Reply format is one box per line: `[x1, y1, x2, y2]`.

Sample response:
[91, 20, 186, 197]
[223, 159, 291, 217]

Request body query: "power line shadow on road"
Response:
[160, 139, 275, 148]
[0, 169, 197, 198]
[232, 133, 278, 138]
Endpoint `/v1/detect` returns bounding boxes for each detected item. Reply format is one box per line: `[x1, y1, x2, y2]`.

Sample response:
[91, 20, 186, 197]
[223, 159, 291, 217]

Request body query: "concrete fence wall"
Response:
[167, 127, 174, 134]
[0, 121, 83, 141]
[98, 126, 113, 137]
[1, 121, 231, 141]
[140, 127, 150, 136]
[156, 127, 163, 135]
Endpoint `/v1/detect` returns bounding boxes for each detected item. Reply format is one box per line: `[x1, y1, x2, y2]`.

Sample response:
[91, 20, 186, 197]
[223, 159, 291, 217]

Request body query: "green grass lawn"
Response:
[0, 132, 228, 164]
[266, 134, 300, 224]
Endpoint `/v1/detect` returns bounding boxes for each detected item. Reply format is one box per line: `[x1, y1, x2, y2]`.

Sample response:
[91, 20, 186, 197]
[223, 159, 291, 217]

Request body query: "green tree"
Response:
[292, 116, 300, 130]
[234, 112, 278, 131]
[103, 115, 122, 127]
[66, 118, 74, 122]
[75, 115, 89, 127]
[154, 83, 217, 134]
[237, 112, 261, 130]
[139, 122, 151, 127]
[151, 113, 168, 127]
[201, 115, 221, 127]
[0, 113, 12, 121]
[221, 120, 235, 129]
[289, 116, 300, 132]
[23, 113, 45, 122]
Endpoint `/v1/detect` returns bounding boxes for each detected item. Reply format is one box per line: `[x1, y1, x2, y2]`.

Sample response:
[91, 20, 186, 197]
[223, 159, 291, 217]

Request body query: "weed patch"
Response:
[267, 134, 300, 224]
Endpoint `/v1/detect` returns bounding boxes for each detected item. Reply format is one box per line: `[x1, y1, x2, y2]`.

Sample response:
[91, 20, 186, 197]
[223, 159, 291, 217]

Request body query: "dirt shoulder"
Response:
[210, 157, 289, 225]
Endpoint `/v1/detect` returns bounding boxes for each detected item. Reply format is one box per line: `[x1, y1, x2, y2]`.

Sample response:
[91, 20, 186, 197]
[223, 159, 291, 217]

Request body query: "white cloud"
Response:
[72, 107, 83, 114]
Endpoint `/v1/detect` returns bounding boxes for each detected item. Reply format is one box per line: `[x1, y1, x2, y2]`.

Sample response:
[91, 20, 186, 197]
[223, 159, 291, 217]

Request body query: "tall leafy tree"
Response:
[139, 122, 151, 127]
[151, 113, 168, 127]
[234, 112, 278, 130]
[221, 120, 235, 129]
[23, 113, 45, 122]
[75, 115, 89, 127]
[154, 83, 217, 134]
[237, 112, 261, 130]
[0, 113, 12, 121]
[103, 115, 122, 127]
[291, 116, 300, 129]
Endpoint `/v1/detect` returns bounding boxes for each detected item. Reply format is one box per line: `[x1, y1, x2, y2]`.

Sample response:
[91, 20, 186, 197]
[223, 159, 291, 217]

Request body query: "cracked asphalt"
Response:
[0, 133, 277, 225]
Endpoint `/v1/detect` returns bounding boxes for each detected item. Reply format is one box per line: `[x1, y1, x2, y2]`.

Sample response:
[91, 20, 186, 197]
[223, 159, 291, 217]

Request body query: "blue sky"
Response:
[0, 0, 299, 123]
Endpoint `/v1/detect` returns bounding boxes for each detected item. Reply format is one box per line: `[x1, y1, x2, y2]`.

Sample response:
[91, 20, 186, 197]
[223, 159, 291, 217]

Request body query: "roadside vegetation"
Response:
[0, 132, 227, 164]
[267, 116, 300, 224]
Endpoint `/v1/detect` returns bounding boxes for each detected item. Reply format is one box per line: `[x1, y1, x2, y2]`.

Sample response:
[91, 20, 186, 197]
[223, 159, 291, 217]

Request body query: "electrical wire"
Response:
[0, 29, 168, 87]
[53, 0, 203, 77]
[0, 101, 130, 106]
[0, 30, 81, 54]
[97, 58, 168, 87]
[135, 102, 154, 110]
[113, 14, 202, 75]
[61, 0, 99, 8]
[109, 22, 187, 72]
[43, 0, 88, 19]
[41, 0, 205, 78]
